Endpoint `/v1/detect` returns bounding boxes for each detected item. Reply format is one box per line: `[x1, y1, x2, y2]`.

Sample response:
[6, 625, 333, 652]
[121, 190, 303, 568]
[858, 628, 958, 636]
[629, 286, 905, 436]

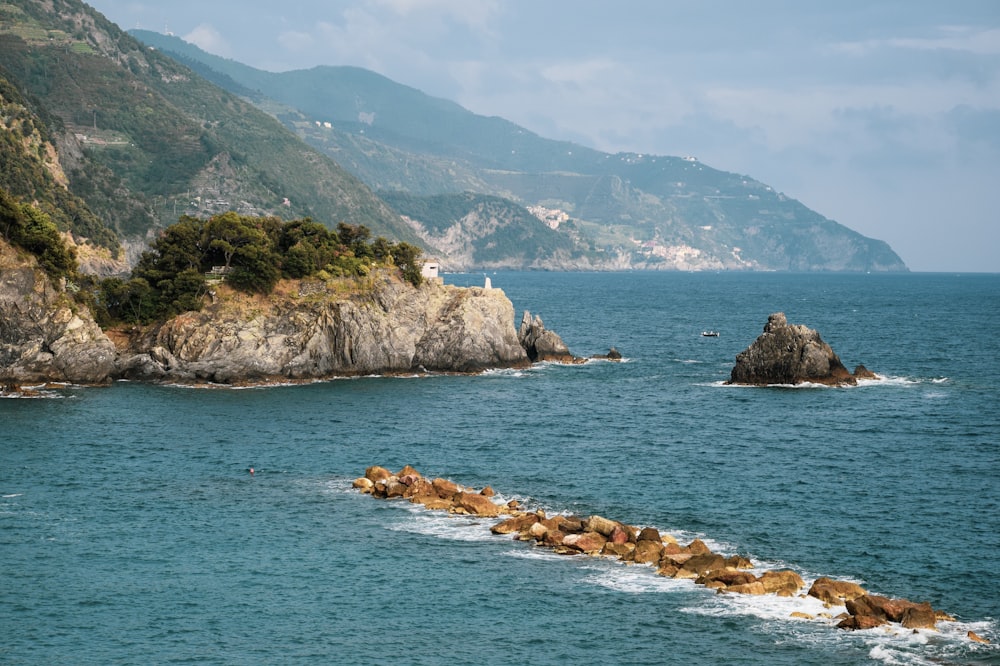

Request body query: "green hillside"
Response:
[0, 0, 419, 262]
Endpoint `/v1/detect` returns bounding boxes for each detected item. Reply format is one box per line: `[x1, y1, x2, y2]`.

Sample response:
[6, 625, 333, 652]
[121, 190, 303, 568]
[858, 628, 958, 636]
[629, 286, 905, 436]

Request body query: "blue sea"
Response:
[2, 272, 999, 665]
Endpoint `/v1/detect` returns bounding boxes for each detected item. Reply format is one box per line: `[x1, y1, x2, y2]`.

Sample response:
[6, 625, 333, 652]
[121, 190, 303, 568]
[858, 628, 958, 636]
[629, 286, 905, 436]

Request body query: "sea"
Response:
[2, 271, 998, 665]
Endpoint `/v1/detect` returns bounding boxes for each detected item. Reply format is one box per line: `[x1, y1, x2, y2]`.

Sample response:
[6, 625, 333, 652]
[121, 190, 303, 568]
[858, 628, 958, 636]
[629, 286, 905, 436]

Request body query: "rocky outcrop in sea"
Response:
[354, 465, 963, 636]
[727, 312, 877, 386]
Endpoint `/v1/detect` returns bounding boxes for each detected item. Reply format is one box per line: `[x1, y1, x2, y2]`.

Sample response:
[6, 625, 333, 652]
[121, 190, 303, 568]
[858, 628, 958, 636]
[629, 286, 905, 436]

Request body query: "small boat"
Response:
[701, 331, 720, 337]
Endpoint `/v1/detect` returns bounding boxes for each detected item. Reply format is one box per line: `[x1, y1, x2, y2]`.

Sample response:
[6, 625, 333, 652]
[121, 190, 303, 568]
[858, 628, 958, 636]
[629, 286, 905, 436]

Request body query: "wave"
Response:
[706, 374, 950, 390]
[387, 511, 502, 543]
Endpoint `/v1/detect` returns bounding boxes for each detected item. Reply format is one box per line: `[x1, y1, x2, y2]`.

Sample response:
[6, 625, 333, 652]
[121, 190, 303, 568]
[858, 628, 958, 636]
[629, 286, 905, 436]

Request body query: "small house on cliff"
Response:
[420, 260, 440, 280]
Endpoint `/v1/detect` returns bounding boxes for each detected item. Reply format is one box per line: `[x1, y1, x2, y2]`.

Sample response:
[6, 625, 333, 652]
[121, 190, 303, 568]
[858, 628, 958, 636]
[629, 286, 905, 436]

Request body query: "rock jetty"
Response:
[727, 312, 877, 386]
[355, 465, 964, 636]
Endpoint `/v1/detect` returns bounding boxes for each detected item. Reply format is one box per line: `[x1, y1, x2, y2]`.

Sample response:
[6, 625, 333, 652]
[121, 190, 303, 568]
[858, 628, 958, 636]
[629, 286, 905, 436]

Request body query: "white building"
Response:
[420, 260, 440, 279]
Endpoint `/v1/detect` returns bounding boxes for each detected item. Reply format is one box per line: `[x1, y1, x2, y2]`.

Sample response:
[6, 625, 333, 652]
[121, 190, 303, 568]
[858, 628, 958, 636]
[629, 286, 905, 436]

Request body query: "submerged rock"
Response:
[726, 312, 876, 386]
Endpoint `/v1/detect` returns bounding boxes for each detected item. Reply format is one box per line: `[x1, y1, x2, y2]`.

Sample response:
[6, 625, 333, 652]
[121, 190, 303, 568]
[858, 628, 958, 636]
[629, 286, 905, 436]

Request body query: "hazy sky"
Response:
[86, 1, 1000, 272]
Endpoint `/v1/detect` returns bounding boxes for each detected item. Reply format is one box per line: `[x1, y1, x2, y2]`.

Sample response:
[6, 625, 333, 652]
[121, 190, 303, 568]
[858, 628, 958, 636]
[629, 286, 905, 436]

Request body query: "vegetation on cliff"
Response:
[0, 71, 121, 251]
[0, 186, 76, 282]
[96, 213, 423, 325]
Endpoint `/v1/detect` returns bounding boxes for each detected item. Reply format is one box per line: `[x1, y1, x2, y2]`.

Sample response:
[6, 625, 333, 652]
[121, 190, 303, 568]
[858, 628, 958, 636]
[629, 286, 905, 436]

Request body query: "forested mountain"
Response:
[0, 0, 906, 272]
[133, 29, 907, 272]
[0, 0, 418, 267]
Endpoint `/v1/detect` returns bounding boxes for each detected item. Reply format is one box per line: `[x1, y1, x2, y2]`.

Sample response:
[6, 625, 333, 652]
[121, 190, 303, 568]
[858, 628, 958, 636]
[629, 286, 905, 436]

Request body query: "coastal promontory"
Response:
[115, 273, 531, 383]
[1, 241, 537, 385]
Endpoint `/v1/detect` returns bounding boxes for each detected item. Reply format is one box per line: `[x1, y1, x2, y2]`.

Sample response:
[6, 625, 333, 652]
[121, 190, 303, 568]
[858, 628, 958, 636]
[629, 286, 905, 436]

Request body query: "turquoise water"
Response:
[2, 272, 999, 665]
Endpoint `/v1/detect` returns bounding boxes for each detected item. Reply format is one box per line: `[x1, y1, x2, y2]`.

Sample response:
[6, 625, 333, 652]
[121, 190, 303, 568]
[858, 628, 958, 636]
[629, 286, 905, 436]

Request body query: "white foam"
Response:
[480, 367, 530, 378]
[581, 561, 692, 594]
[502, 547, 570, 562]
[388, 512, 500, 543]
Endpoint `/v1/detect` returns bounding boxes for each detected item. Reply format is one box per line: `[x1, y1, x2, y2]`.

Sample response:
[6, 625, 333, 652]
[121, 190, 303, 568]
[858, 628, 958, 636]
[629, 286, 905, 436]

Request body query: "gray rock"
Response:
[2, 237, 563, 385]
[517, 310, 577, 363]
[1, 243, 117, 384]
[727, 312, 870, 386]
[127, 275, 532, 383]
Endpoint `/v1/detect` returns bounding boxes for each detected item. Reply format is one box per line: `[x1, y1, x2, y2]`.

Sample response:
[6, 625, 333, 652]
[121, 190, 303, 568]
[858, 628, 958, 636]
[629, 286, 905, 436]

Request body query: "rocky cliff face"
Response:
[2, 239, 575, 386]
[117, 273, 531, 383]
[0, 241, 117, 384]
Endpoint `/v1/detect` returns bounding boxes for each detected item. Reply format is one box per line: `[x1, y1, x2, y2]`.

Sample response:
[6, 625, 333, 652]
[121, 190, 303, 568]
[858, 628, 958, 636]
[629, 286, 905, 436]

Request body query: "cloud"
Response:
[182, 23, 232, 58]
[367, 0, 500, 29]
[833, 25, 1000, 56]
[276, 30, 316, 55]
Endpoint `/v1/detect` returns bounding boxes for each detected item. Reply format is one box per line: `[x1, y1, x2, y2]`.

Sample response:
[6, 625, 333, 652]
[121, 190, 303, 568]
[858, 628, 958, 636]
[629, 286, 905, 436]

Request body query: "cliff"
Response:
[0, 240, 117, 384]
[2, 234, 582, 386]
[113, 273, 531, 384]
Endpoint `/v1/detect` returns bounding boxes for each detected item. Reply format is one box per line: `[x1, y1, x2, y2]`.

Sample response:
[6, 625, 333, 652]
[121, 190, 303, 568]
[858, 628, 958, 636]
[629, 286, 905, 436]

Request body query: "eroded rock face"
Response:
[517, 310, 579, 363]
[0, 241, 116, 384]
[2, 246, 574, 385]
[119, 276, 533, 383]
[727, 312, 874, 386]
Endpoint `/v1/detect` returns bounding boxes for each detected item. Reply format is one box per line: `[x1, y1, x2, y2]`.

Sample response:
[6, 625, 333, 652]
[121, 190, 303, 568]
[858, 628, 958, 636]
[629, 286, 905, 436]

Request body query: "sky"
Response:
[86, 1, 1000, 272]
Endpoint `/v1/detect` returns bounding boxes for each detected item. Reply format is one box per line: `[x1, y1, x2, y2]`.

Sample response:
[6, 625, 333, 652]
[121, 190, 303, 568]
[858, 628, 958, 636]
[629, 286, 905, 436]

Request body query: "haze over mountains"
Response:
[0, 0, 906, 272]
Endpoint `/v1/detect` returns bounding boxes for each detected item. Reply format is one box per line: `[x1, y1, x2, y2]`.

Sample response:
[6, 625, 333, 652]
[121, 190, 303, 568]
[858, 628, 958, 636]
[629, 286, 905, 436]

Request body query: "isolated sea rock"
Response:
[727, 312, 874, 386]
[0, 240, 116, 384]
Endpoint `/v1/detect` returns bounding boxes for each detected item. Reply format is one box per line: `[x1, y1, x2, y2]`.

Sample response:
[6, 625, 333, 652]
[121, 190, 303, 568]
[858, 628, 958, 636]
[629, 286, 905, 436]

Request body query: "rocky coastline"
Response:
[727, 312, 877, 386]
[1, 240, 615, 389]
[353, 465, 988, 641]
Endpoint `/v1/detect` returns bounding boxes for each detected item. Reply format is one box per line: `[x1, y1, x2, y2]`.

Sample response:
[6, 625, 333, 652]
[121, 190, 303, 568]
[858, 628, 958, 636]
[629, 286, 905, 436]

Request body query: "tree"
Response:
[392, 241, 424, 287]
[99, 277, 157, 324]
[204, 211, 267, 269]
[227, 243, 281, 294]
[157, 268, 208, 316]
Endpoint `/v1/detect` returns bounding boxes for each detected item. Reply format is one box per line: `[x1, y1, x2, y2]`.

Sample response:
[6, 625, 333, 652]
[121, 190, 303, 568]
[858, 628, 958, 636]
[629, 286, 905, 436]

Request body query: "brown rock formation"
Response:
[758, 570, 805, 596]
[807, 577, 868, 604]
[840, 594, 944, 631]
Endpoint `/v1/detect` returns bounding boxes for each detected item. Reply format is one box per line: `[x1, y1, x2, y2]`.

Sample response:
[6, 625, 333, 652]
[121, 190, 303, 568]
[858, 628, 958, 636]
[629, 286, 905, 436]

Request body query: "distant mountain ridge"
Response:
[132, 29, 907, 272]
